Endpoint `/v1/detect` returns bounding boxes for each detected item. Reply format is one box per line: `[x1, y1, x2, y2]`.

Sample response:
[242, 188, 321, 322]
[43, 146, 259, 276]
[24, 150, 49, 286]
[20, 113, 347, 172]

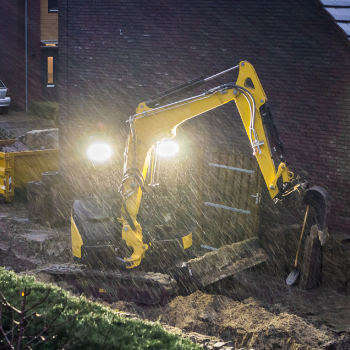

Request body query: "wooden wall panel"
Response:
[41, 0, 58, 41]
[200, 150, 263, 249]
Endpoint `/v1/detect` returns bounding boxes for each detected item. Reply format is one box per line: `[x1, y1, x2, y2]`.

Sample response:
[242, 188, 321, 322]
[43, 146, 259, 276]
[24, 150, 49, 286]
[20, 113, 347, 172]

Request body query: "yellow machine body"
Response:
[0, 142, 58, 202]
[71, 214, 83, 258]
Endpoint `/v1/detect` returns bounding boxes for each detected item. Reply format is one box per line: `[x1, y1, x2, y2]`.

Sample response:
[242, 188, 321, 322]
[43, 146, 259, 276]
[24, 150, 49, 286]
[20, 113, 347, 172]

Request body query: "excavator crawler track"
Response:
[36, 264, 178, 305]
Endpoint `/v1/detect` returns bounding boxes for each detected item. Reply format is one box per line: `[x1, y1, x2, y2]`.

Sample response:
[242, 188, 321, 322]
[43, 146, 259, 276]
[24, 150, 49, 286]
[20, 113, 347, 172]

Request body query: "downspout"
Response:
[25, 0, 28, 112]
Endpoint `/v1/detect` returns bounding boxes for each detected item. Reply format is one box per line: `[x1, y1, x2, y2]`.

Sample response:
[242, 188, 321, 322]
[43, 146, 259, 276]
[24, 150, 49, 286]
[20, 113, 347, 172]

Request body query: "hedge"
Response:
[0, 268, 199, 350]
[28, 101, 59, 126]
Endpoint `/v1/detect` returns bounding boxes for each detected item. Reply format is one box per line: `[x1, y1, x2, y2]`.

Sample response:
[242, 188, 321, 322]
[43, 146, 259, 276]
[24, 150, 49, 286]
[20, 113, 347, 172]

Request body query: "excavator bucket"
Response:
[185, 237, 268, 287]
[303, 186, 331, 246]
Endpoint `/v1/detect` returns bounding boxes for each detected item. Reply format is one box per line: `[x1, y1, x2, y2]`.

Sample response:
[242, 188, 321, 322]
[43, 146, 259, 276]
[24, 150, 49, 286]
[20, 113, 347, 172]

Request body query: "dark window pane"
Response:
[48, 0, 58, 12]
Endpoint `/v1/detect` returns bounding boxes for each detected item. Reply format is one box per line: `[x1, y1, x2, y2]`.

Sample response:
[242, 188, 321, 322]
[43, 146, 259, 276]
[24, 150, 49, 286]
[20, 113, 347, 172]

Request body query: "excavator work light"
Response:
[86, 142, 113, 163]
[157, 140, 179, 158]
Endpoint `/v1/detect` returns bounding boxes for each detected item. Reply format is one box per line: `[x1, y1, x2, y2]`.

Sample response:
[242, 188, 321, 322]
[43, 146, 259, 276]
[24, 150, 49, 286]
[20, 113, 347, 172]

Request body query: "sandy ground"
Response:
[1, 202, 350, 349]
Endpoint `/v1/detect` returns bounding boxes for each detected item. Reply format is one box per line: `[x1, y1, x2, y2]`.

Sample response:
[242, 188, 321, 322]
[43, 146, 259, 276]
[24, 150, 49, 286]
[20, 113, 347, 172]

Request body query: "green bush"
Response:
[0, 268, 199, 350]
[29, 102, 59, 123]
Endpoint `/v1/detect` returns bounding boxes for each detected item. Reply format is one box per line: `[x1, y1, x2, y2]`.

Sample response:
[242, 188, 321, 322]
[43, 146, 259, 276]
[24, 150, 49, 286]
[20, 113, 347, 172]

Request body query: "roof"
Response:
[320, 0, 350, 40]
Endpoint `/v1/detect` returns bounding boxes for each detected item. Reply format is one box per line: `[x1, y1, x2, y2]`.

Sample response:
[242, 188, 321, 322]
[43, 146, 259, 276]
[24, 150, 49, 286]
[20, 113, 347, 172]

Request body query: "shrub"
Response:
[0, 128, 15, 140]
[0, 269, 199, 350]
[29, 102, 59, 124]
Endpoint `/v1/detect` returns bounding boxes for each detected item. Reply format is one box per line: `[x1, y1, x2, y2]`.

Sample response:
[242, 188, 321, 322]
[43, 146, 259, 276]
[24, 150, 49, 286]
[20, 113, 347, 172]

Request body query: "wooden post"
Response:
[27, 181, 45, 223]
[41, 171, 60, 225]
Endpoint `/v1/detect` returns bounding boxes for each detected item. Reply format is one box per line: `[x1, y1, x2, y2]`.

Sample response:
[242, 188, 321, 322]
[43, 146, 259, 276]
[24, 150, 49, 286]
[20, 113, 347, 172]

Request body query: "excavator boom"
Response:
[117, 61, 329, 269]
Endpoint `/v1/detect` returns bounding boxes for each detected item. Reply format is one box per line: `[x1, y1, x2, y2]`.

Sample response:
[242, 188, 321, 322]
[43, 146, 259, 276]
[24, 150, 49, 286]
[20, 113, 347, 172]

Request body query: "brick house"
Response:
[57, 0, 350, 233]
[0, 0, 59, 109]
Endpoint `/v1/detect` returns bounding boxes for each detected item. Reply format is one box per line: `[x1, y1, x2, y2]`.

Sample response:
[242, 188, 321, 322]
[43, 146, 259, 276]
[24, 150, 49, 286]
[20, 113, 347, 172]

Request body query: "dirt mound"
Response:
[157, 291, 335, 349]
[0, 216, 72, 264]
[0, 249, 37, 273]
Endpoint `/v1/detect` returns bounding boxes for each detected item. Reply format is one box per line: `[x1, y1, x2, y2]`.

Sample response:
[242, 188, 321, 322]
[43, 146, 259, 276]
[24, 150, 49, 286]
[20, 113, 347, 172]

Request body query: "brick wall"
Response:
[58, 0, 350, 232]
[0, 0, 41, 108]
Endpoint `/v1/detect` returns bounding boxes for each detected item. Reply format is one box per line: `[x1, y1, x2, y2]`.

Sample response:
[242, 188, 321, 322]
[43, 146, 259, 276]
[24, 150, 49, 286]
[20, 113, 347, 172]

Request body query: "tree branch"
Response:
[0, 292, 21, 315]
[52, 306, 87, 328]
[58, 317, 76, 350]
[24, 298, 68, 349]
[11, 309, 15, 345]
[56, 334, 80, 350]
[24, 289, 51, 314]
[16, 287, 28, 350]
[0, 303, 14, 350]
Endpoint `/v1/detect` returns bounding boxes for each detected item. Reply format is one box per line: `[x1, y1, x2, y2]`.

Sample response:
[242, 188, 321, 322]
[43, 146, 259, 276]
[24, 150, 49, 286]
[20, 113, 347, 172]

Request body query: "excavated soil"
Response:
[0, 204, 72, 266]
[154, 292, 336, 349]
[1, 203, 350, 349]
[110, 292, 346, 350]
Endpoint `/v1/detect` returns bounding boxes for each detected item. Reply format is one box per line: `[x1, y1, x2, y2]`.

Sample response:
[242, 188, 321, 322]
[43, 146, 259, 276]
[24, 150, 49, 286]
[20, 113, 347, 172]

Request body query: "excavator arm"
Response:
[119, 61, 322, 268]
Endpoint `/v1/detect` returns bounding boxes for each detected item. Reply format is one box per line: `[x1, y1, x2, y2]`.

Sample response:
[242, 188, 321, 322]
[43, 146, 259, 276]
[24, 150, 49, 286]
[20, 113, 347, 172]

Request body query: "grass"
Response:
[0, 268, 200, 350]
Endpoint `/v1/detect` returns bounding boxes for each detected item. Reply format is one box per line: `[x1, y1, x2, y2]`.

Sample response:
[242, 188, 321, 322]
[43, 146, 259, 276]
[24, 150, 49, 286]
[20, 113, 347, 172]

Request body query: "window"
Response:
[48, 0, 58, 13]
[47, 57, 54, 84]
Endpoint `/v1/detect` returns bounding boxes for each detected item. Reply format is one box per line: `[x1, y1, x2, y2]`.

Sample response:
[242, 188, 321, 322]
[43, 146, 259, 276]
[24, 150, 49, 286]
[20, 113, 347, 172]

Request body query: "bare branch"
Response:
[24, 289, 51, 315]
[23, 289, 31, 297]
[58, 334, 80, 350]
[58, 317, 76, 350]
[23, 311, 37, 320]
[11, 309, 15, 345]
[5, 324, 19, 338]
[0, 292, 21, 314]
[0, 345, 14, 350]
[53, 305, 87, 328]
[0, 300, 14, 349]
[16, 287, 28, 350]
[0, 325, 14, 350]
[20, 315, 33, 341]
[24, 298, 68, 349]
[0, 288, 83, 350]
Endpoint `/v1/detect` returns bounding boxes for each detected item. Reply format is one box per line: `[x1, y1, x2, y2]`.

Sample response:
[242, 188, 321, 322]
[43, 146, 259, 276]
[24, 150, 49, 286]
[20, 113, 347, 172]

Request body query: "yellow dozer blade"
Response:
[186, 237, 268, 287]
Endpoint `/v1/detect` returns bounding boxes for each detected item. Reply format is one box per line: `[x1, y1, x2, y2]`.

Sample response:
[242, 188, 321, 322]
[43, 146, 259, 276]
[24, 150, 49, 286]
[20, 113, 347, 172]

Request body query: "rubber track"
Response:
[35, 264, 178, 305]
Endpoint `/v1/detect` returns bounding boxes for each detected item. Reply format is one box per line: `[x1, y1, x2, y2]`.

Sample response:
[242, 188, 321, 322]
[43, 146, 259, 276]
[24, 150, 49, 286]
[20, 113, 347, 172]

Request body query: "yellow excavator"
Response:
[42, 61, 330, 304]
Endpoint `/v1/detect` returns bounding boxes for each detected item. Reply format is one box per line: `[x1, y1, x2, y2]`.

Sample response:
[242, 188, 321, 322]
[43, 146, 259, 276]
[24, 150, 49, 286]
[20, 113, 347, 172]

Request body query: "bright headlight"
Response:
[86, 142, 113, 163]
[157, 140, 179, 158]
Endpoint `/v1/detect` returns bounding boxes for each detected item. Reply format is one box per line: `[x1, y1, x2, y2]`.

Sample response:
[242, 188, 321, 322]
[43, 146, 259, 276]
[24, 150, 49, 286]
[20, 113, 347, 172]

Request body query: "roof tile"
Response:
[325, 8, 350, 21]
[338, 21, 350, 34]
[320, 0, 350, 39]
[321, 0, 350, 6]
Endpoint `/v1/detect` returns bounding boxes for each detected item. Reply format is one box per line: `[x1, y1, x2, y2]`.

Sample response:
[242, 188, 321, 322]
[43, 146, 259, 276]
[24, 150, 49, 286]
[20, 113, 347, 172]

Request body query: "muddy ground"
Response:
[0, 201, 350, 349]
